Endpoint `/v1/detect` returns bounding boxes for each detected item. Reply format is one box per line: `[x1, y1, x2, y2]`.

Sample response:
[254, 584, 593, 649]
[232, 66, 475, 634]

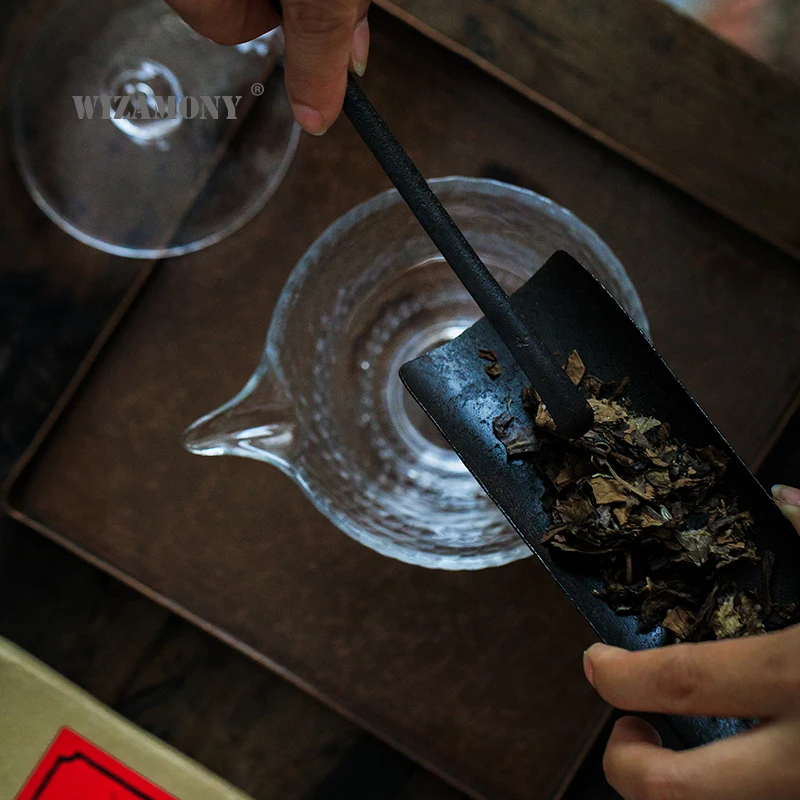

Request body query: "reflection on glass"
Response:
[12, 0, 299, 258]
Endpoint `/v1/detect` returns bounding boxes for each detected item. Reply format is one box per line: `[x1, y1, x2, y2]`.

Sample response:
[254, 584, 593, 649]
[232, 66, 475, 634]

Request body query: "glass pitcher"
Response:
[183, 177, 650, 570]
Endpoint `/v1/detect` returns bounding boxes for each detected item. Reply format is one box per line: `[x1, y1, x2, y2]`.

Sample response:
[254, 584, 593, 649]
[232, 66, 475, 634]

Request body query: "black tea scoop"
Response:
[400, 251, 800, 750]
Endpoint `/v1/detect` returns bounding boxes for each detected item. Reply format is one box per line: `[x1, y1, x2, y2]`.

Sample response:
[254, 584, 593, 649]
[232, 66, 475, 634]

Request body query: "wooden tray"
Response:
[6, 7, 800, 800]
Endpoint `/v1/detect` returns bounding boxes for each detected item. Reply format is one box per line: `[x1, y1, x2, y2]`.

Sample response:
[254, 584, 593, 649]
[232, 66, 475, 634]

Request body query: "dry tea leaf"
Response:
[492, 412, 539, 457]
[564, 350, 586, 385]
[478, 348, 497, 362]
[589, 398, 627, 425]
[535, 402, 556, 433]
[613, 506, 631, 525]
[696, 445, 728, 476]
[738, 595, 766, 636]
[629, 416, 662, 436]
[556, 497, 594, 525]
[485, 362, 502, 379]
[645, 470, 672, 493]
[639, 590, 694, 633]
[710, 594, 764, 639]
[582, 375, 604, 396]
[608, 376, 631, 402]
[711, 595, 740, 638]
[663, 607, 694, 639]
[521, 385, 540, 411]
[677, 529, 712, 566]
[555, 466, 575, 489]
[591, 475, 628, 505]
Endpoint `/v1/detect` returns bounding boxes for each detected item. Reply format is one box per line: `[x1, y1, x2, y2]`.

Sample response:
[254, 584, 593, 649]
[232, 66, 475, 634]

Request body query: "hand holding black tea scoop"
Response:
[261, 9, 800, 751]
[338, 69, 800, 750]
[400, 251, 800, 749]
[266, 4, 592, 437]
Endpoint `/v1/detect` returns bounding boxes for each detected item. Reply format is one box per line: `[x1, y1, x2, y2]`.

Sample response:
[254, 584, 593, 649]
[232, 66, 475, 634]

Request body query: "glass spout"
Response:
[182, 368, 296, 471]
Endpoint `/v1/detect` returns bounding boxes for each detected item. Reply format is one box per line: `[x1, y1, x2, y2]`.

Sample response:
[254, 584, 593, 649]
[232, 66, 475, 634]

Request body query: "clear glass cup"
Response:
[12, 0, 299, 258]
[183, 178, 650, 569]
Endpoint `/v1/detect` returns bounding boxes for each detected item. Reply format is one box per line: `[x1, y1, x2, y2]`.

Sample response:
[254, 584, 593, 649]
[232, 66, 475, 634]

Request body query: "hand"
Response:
[582, 483, 800, 800]
[165, 0, 371, 135]
[702, 0, 774, 60]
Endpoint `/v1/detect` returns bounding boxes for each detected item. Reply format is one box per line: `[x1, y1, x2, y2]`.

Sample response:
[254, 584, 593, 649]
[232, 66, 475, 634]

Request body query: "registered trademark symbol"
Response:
[251, 83, 265, 96]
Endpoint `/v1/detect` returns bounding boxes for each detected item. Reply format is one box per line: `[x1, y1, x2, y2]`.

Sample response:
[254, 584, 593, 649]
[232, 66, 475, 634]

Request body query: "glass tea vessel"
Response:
[12, 0, 299, 258]
[184, 178, 651, 570]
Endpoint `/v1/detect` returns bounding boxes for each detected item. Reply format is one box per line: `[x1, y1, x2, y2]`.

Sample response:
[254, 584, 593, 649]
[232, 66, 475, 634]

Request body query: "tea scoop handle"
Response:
[341, 75, 592, 438]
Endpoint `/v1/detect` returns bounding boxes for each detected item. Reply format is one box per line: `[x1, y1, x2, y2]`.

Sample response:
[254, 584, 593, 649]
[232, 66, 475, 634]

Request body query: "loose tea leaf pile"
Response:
[489, 349, 791, 642]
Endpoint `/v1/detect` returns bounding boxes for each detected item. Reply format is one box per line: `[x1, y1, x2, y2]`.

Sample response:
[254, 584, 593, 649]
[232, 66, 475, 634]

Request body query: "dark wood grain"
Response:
[378, 0, 800, 263]
[0, 524, 169, 704]
[113, 620, 362, 799]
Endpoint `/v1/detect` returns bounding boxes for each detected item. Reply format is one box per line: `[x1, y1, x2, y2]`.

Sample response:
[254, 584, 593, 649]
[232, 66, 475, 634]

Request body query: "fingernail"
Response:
[582, 648, 594, 685]
[772, 484, 800, 506]
[292, 103, 327, 136]
[583, 643, 602, 685]
[351, 17, 370, 78]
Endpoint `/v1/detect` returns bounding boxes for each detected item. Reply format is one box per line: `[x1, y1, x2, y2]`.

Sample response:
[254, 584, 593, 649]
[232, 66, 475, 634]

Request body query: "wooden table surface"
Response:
[2, 1, 800, 799]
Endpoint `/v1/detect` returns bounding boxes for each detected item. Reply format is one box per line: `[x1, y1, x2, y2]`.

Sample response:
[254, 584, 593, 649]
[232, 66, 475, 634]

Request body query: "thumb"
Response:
[772, 484, 800, 532]
[282, 0, 370, 135]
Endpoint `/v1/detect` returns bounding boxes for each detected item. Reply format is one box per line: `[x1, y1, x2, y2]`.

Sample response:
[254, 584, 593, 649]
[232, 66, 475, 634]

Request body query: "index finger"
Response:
[585, 626, 800, 719]
[604, 716, 800, 800]
[166, 0, 281, 45]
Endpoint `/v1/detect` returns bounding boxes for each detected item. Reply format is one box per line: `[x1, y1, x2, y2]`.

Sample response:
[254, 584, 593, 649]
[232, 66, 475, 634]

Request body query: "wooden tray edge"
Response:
[375, 0, 800, 265]
[1, 260, 157, 512]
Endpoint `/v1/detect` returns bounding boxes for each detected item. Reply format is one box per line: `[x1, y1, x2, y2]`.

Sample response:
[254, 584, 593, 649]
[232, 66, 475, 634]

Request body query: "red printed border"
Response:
[16, 727, 178, 800]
